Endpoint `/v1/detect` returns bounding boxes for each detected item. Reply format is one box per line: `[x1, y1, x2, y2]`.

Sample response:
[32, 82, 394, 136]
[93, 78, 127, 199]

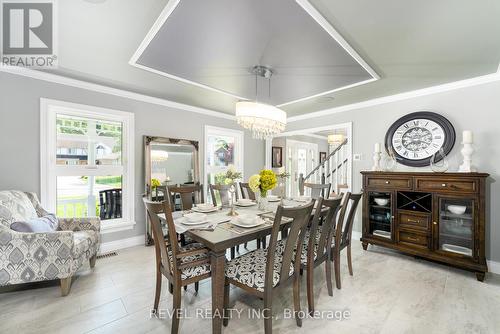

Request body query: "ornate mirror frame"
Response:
[143, 135, 200, 245]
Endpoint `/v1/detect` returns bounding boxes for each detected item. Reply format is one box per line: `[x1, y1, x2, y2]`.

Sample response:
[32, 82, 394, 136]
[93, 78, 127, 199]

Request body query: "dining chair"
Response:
[331, 192, 363, 289]
[304, 182, 332, 200]
[239, 182, 256, 200]
[209, 184, 238, 207]
[209, 184, 241, 259]
[300, 196, 343, 314]
[168, 183, 203, 211]
[223, 202, 315, 334]
[143, 199, 211, 334]
[239, 182, 264, 249]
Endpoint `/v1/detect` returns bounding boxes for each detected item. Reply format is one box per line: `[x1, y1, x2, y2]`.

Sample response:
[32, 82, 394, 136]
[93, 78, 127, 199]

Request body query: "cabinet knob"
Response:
[441, 183, 447, 187]
[433, 222, 437, 225]
[385, 181, 390, 184]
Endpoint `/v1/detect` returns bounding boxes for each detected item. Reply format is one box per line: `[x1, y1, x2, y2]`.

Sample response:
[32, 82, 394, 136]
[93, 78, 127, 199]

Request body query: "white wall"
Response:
[0, 72, 265, 243]
[287, 80, 500, 262]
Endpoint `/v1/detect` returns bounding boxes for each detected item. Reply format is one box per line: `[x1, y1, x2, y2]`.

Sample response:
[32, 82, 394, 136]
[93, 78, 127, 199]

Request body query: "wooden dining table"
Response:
[160, 199, 310, 334]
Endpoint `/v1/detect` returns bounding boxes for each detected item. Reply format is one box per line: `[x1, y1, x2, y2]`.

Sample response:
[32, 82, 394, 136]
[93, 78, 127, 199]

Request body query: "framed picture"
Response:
[272, 146, 283, 168]
[320, 152, 327, 164]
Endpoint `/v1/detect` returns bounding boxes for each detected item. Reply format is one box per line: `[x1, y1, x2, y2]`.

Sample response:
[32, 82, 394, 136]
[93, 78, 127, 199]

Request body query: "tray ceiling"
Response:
[131, 0, 378, 106]
[20, 0, 500, 118]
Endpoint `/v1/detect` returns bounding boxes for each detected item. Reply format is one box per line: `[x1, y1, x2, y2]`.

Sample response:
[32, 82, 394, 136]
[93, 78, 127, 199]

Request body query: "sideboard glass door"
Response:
[368, 191, 393, 241]
[436, 197, 474, 258]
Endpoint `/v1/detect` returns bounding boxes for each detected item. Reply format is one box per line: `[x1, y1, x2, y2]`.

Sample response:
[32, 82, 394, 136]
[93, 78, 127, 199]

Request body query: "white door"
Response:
[286, 139, 318, 198]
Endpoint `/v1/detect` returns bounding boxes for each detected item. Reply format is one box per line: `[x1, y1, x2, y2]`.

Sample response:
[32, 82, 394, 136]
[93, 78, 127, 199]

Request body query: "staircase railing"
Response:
[298, 138, 349, 196]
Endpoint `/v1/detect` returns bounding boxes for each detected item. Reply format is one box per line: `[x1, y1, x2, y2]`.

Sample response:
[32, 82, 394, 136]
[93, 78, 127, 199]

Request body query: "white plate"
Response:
[192, 206, 218, 213]
[293, 196, 311, 203]
[267, 196, 280, 202]
[235, 201, 256, 207]
[181, 218, 209, 226]
[184, 212, 207, 224]
[232, 218, 266, 228]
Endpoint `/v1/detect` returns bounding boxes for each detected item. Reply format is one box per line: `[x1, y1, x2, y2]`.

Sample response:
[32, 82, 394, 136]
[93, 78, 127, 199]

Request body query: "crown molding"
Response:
[0, 65, 236, 121]
[288, 71, 500, 123]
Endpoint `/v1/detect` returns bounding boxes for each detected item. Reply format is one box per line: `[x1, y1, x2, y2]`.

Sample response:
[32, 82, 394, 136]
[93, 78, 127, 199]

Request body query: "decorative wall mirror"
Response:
[144, 136, 200, 245]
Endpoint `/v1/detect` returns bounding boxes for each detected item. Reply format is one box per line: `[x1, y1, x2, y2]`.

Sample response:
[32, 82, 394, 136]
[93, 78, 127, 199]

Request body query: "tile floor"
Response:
[1, 241, 499, 334]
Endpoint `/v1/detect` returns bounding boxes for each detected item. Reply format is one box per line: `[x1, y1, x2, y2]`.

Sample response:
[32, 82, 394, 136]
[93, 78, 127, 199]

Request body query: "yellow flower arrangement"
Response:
[151, 178, 161, 188]
[248, 169, 277, 197]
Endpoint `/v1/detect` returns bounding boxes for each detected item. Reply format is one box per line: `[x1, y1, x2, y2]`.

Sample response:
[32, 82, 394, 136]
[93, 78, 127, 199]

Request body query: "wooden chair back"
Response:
[168, 183, 203, 210]
[239, 182, 256, 200]
[265, 202, 315, 292]
[340, 193, 362, 247]
[143, 199, 178, 279]
[308, 196, 343, 259]
[333, 192, 351, 248]
[209, 184, 237, 207]
[304, 183, 331, 200]
[99, 188, 122, 220]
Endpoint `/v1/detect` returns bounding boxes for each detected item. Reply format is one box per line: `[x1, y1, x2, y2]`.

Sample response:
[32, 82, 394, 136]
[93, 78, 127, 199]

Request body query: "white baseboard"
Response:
[352, 230, 499, 275]
[487, 260, 500, 275]
[99, 235, 145, 254]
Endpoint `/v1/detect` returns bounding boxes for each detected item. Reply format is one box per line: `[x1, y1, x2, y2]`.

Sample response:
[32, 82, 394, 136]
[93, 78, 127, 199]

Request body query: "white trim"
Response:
[129, 0, 181, 65]
[266, 122, 353, 192]
[288, 71, 500, 122]
[275, 122, 353, 138]
[40, 98, 136, 232]
[0, 65, 236, 121]
[488, 260, 500, 275]
[100, 220, 136, 234]
[99, 235, 144, 254]
[277, 78, 377, 108]
[294, 0, 380, 81]
[130, 62, 247, 101]
[128, 0, 379, 108]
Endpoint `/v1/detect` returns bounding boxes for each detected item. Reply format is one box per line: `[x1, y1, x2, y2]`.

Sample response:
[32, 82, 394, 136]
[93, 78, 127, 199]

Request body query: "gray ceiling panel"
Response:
[136, 0, 372, 105]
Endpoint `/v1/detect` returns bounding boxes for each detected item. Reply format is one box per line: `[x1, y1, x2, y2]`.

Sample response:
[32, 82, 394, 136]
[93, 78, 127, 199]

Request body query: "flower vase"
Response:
[258, 191, 268, 211]
[430, 148, 449, 173]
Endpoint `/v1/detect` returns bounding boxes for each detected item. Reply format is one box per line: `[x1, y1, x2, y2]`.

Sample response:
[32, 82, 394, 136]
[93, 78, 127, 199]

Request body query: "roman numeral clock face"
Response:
[385, 112, 456, 167]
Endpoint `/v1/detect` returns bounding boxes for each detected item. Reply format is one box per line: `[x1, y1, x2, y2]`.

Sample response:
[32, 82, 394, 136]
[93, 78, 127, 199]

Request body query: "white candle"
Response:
[463, 130, 473, 144]
[374, 143, 381, 153]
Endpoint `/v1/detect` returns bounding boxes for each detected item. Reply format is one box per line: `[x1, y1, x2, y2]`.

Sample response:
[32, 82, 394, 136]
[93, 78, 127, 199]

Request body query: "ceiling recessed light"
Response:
[317, 96, 335, 103]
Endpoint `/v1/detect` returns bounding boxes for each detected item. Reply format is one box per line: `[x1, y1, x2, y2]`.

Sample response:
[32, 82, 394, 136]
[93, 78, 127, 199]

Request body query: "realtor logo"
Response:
[1, 0, 57, 68]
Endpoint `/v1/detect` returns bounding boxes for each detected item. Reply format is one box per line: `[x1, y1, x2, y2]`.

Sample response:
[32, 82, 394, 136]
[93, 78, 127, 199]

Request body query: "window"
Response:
[204, 126, 244, 198]
[41, 99, 135, 233]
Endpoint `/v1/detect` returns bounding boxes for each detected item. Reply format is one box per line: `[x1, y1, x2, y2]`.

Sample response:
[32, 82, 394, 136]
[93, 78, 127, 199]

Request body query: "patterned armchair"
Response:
[0, 191, 100, 296]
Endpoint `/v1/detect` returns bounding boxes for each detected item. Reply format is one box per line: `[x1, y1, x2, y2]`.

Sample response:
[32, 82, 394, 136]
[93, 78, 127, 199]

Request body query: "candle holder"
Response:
[458, 142, 476, 173]
[372, 151, 382, 171]
[227, 184, 239, 216]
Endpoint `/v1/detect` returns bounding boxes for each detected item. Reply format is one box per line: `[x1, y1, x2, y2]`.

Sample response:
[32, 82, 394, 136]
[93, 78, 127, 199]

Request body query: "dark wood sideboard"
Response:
[360, 171, 489, 281]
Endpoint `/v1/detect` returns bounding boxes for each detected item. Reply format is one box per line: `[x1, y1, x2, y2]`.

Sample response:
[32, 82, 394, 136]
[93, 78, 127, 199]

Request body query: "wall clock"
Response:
[384, 111, 455, 167]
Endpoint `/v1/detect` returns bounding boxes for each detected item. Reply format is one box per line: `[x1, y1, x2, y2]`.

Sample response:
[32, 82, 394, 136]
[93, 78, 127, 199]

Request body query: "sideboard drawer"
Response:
[366, 176, 412, 190]
[398, 230, 428, 248]
[415, 178, 478, 193]
[398, 212, 429, 231]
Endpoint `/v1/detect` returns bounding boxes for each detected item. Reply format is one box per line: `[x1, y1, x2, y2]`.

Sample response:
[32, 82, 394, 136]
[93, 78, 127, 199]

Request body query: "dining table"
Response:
[159, 198, 312, 334]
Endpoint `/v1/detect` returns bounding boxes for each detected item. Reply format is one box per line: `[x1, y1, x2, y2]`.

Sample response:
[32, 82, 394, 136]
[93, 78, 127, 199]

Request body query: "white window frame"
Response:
[203, 125, 244, 197]
[40, 98, 135, 234]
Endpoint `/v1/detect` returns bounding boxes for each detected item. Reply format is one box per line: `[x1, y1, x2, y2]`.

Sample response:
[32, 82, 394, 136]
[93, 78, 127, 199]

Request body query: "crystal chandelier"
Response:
[236, 66, 287, 139]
